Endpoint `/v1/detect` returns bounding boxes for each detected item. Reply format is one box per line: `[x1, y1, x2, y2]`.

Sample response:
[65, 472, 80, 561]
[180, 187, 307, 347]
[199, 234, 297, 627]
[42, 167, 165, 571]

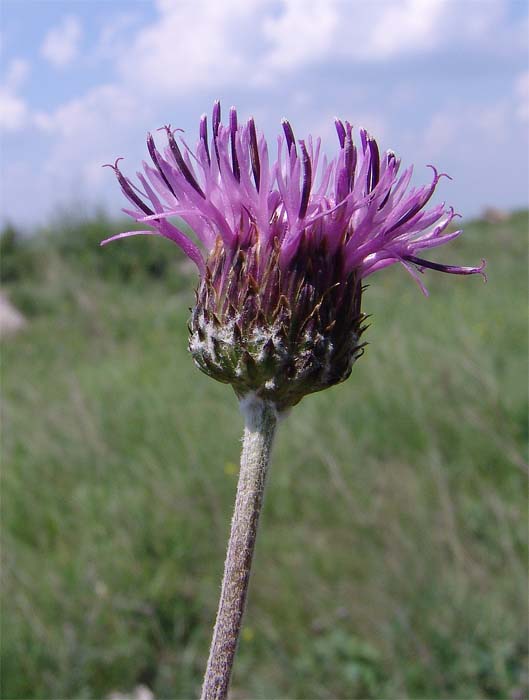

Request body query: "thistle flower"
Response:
[103, 102, 484, 410]
[103, 103, 485, 700]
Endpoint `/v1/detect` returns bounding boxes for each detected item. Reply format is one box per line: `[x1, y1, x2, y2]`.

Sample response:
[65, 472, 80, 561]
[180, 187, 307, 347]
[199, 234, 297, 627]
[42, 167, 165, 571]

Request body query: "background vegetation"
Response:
[1, 211, 527, 700]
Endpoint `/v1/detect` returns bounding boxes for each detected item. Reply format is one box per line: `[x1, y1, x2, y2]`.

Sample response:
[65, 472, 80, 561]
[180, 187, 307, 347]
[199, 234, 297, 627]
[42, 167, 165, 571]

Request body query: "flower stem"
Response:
[201, 396, 278, 700]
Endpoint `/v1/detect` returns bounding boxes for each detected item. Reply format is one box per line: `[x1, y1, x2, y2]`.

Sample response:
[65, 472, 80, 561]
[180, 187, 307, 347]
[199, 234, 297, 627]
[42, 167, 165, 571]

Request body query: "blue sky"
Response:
[1, 0, 528, 229]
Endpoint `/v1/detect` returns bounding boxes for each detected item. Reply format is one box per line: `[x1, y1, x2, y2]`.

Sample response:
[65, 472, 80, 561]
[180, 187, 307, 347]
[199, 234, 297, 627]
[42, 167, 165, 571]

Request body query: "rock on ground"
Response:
[107, 685, 154, 700]
[0, 292, 26, 337]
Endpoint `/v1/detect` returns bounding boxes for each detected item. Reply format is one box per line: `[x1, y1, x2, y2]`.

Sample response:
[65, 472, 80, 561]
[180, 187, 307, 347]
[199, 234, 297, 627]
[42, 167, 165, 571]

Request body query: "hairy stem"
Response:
[201, 395, 278, 700]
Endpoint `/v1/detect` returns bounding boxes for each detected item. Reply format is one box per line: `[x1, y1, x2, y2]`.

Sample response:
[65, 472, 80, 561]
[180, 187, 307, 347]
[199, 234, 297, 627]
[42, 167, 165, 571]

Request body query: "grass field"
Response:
[1, 211, 528, 700]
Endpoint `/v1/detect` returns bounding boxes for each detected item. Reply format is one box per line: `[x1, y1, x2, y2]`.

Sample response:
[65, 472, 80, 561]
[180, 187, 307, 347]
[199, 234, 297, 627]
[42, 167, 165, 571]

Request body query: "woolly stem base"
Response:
[201, 395, 278, 700]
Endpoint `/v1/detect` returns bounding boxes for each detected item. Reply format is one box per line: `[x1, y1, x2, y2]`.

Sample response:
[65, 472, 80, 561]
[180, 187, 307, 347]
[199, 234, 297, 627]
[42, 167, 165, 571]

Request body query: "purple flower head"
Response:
[103, 103, 485, 409]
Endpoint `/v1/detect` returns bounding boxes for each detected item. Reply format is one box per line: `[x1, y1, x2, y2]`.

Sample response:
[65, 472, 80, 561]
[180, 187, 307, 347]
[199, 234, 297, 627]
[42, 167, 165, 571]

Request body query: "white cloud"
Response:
[35, 83, 151, 172]
[41, 16, 82, 68]
[5, 0, 521, 133]
[261, 0, 338, 73]
[0, 91, 28, 131]
[256, 0, 510, 75]
[117, 0, 263, 94]
[105, 0, 515, 96]
[0, 89, 130, 222]
[368, 0, 447, 58]
[0, 59, 30, 131]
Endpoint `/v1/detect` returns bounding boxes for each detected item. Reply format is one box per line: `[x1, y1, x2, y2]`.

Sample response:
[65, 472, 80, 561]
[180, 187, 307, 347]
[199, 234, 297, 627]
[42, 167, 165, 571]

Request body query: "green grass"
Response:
[1, 212, 528, 699]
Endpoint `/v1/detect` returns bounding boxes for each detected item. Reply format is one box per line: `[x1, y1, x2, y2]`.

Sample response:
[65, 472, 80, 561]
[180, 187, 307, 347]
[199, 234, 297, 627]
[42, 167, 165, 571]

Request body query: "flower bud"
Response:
[189, 235, 367, 409]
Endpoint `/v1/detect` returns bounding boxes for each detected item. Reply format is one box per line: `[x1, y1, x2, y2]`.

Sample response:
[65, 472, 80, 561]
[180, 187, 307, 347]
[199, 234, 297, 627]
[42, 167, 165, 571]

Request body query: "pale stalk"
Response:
[201, 395, 278, 700]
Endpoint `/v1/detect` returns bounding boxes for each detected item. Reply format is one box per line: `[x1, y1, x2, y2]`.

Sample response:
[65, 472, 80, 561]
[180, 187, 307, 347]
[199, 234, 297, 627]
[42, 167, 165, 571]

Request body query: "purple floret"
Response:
[103, 101, 485, 295]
